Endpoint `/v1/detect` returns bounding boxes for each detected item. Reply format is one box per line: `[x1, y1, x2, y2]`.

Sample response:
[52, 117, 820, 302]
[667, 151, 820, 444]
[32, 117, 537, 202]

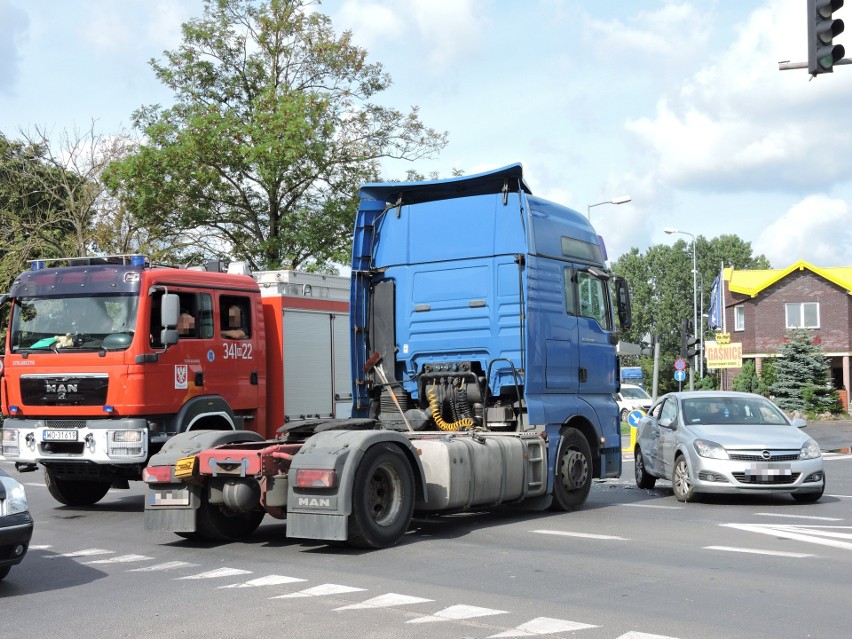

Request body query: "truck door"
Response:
[576, 270, 616, 394]
[543, 266, 579, 393]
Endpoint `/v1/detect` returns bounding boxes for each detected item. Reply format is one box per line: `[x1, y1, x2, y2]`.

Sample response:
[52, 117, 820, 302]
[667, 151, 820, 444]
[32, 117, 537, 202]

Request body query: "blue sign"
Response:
[674, 369, 686, 382]
[627, 409, 646, 427]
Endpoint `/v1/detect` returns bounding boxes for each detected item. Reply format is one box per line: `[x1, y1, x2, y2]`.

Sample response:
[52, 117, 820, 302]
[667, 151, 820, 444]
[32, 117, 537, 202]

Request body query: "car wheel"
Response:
[634, 446, 656, 489]
[620, 408, 629, 423]
[671, 455, 694, 502]
[0, 565, 10, 581]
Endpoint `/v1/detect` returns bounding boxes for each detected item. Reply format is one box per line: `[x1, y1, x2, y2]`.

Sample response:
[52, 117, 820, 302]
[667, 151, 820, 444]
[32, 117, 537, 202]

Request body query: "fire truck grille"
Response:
[19, 375, 109, 406]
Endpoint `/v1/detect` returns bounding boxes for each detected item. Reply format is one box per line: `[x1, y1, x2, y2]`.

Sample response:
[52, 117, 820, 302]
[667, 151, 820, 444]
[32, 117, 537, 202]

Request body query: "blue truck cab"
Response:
[350, 163, 631, 507]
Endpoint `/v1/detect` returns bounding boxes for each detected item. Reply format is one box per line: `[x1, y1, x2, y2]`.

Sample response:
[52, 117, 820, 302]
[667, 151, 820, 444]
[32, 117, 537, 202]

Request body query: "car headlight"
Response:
[693, 439, 730, 460]
[0, 477, 30, 515]
[799, 438, 822, 460]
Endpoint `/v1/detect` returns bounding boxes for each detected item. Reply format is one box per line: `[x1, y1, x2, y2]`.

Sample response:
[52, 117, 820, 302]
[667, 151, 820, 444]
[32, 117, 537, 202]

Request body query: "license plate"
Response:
[149, 489, 191, 507]
[174, 455, 197, 479]
[43, 429, 78, 441]
[746, 463, 792, 479]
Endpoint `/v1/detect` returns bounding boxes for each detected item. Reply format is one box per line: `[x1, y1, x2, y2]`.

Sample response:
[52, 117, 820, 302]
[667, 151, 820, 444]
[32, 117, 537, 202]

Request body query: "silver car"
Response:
[634, 391, 825, 502]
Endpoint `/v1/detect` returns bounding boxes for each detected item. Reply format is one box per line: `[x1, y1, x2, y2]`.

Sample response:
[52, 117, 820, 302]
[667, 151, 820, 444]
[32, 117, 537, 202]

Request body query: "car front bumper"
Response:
[0, 511, 35, 568]
[687, 454, 825, 495]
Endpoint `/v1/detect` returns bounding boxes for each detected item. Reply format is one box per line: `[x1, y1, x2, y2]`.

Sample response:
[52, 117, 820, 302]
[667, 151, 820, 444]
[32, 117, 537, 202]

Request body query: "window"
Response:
[576, 271, 611, 329]
[785, 302, 819, 329]
[220, 295, 251, 339]
[734, 305, 744, 331]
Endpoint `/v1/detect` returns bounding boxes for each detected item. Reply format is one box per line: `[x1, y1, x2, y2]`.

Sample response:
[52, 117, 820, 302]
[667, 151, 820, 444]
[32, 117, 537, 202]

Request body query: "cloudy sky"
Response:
[2, 0, 852, 268]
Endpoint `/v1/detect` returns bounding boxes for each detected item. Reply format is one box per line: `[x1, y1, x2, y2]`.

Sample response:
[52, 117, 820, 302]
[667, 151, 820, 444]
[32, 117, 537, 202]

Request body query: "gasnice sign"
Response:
[705, 341, 743, 369]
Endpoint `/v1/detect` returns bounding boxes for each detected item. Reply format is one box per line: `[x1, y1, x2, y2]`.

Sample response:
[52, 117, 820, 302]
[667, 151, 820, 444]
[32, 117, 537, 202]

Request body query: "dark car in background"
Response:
[0, 466, 34, 580]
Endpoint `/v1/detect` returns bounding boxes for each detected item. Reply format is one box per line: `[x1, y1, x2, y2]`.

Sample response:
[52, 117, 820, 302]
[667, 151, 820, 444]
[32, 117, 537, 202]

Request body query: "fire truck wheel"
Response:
[550, 428, 592, 511]
[43, 467, 111, 506]
[347, 443, 414, 549]
[193, 492, 265, 542]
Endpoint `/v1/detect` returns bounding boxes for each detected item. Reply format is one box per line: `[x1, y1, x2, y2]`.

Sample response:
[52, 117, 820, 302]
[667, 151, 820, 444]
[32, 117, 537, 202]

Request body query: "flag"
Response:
[707, 274, 723, 330]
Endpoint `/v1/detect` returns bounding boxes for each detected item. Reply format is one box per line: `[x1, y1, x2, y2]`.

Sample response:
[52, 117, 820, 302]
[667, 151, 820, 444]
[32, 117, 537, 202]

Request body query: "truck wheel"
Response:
[634, 445, 657, 489]
[550, 428, 592, 511]
[43, 467, 111, 506]
[194, 492, 265, 542]
[347, 444, 414, 549]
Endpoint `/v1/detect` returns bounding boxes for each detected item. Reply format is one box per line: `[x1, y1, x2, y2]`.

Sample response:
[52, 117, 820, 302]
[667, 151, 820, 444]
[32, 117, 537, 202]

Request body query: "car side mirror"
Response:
[791, 417, 807, 429]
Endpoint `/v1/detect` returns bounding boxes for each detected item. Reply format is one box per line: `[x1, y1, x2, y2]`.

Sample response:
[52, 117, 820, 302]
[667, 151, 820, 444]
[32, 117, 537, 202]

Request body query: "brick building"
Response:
[719, 261, 852, 411]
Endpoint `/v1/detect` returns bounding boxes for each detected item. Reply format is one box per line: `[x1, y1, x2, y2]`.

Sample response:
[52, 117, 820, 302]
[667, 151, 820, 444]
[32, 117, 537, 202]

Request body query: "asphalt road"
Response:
[2, 422, 851, 639]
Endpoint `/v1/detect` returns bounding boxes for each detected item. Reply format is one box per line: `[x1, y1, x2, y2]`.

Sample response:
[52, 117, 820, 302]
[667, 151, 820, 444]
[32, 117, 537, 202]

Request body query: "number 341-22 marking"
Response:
[223, 342, 253, 360]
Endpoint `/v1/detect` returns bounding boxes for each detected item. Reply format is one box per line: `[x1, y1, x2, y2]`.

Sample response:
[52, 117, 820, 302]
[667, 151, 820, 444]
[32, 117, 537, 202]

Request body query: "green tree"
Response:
[732, 360, 762, 394]
[611, 234, 770, 394]
[105, 0, 448, 272]
[771, 329, 839, 414]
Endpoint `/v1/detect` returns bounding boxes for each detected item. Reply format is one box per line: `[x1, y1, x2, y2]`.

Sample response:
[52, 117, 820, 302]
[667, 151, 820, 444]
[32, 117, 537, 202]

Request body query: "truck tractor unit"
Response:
[142, 163, 632, 549]
[0, 257, 349, 507]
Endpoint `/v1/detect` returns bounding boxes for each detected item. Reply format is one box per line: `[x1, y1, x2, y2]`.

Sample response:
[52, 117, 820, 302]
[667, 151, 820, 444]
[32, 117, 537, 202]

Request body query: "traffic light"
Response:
[680, 319, 698, 360]
[680, 319, 691, 359]
[808, 0, 845, 76]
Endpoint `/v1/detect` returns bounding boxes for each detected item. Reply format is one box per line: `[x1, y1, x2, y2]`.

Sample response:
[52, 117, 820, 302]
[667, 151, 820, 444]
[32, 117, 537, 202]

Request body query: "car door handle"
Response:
[579, 368, 587, 383]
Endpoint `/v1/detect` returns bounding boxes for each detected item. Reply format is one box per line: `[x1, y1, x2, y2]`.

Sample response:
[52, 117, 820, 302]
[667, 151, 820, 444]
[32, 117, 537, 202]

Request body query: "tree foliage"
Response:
[770, 329, 839, 415]
[611, 234, 770, 394]
[105, 0, 448, 271]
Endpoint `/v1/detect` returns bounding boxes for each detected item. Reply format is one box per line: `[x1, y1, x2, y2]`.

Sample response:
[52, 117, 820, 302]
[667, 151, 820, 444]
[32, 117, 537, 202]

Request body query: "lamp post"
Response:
[664, 227, 697, 391]
[587, 195, 631, 221]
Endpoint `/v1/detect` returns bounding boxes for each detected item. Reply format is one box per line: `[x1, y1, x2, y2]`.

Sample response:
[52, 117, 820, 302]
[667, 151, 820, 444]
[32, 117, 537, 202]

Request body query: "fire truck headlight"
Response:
[107, 430, 146, 458]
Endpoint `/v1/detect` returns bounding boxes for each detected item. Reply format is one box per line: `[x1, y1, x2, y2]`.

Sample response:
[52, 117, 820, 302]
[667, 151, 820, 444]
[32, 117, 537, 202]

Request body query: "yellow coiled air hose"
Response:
[427, 382, 474, 431]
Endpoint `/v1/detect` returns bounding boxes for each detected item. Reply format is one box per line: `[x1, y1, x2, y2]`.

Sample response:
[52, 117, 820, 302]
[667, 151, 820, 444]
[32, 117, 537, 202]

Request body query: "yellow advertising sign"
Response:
[705, 341, 742, 369]
[715, 332, 731, 345]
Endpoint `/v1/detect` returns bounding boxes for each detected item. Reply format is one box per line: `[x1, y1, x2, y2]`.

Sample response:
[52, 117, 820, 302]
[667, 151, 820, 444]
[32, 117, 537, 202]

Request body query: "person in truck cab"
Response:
[221, 304, 247, 339]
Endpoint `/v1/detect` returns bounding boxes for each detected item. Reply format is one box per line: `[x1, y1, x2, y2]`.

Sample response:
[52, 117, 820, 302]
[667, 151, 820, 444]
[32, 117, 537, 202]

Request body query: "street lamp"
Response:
[587, 195, 631, 221]
[664, 227, 697, 391]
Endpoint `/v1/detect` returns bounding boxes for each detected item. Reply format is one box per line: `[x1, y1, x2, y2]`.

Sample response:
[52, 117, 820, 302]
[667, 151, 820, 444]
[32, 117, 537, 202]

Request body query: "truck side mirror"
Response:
[614, 277, 632, 331]
[160, 293, 180, 347]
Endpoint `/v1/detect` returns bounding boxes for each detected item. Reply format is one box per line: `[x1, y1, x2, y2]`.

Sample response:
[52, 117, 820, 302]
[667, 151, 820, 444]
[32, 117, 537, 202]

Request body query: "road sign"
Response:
[674, 358, 687, 371]
[674, 369, 687, 382]
[627, 409, 646, 428]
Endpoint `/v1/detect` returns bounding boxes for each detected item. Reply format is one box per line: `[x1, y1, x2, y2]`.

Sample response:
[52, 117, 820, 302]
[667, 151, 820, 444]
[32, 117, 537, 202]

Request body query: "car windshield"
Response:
[680, 396, 789, 426]
[622, 386, 650, 400]
[10, 295, 138, 352]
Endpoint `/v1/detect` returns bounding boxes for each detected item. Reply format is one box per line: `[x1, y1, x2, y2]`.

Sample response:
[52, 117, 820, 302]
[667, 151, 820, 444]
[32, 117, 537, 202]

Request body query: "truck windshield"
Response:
[10, 295, 138, 352]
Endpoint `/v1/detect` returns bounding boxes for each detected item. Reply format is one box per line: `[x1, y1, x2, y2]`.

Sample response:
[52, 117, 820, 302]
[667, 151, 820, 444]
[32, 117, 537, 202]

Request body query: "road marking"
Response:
[221, 575, 307, 589]
[87, 554, 153, 564]
[29, 544, 52, 550]
[823, 454, 852, 461]
[827, 494, 852, 498]
[45, 548, 114, 559]
[177, 567, 252, 580]
[407, 604, 508, 623]
[704, 545, 813, 558]
[334, 593, 434, 611]
[488, 617, 597, 637]
[616, 633, 682, 639]
[620, 503, 683, 510]
[270, 584, 366, 599]
[722, 523, 852, 551]
[532, 530, 628, 541]
[128, 561, 198, 572]
[755, 512, 842, 521]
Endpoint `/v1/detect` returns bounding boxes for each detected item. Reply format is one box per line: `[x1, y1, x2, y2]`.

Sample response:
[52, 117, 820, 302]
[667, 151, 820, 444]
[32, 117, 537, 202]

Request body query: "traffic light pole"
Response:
[778, 58, 852, 70]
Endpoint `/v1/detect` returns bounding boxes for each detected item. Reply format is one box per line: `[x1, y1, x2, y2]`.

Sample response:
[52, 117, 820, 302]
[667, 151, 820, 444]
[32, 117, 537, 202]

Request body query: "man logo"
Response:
[297, 497, 331, 508]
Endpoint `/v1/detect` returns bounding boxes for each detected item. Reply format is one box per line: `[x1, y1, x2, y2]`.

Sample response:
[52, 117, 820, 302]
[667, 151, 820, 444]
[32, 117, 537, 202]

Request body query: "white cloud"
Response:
[623, 0, 852, 193]
[335, 1, 404, 48]
[0, 0, 29, 95]
[755, 195, 852, 267]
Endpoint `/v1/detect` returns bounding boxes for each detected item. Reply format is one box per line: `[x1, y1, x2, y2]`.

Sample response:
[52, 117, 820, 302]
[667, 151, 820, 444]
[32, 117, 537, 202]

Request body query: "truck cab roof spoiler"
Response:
[358, 163, 532, 207]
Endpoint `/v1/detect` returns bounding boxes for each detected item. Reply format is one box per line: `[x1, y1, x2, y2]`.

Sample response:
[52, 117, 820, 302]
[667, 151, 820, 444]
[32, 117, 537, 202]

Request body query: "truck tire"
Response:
[347, 443, 415, 549]
[43, 467, 112, 506]
[193, 491, 265, 542]
[550, 428, 592, 511]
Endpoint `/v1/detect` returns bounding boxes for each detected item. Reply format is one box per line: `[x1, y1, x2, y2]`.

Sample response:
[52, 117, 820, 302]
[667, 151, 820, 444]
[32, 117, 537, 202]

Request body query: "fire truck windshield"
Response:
[10, 295, 139, 352]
